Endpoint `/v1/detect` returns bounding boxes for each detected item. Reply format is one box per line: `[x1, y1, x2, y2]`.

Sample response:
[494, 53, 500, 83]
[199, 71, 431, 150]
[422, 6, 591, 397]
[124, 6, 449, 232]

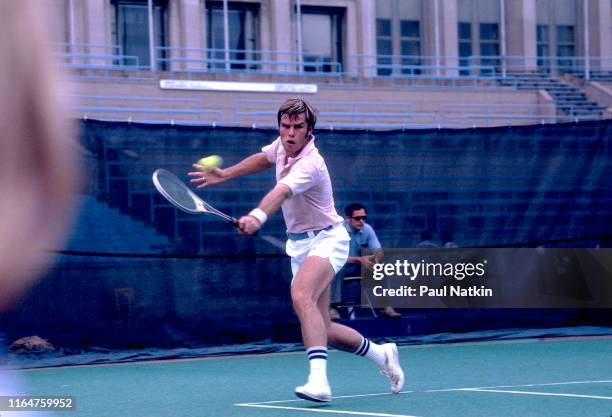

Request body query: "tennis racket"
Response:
[152, 168, 238, 226]
[152, 169, 285, 250]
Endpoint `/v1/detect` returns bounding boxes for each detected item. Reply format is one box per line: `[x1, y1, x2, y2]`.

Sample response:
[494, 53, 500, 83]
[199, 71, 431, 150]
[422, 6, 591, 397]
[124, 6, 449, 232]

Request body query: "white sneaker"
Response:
[379, 343, 404, 394]
[295, 380, 332, 402]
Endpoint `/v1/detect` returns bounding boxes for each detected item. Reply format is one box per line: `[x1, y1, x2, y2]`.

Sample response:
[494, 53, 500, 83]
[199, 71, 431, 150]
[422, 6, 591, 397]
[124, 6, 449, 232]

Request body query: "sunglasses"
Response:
[351, 216, 367, 221]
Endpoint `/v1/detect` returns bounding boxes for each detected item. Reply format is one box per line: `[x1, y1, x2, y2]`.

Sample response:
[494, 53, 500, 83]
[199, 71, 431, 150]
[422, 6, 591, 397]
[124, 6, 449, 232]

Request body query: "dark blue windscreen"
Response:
[1, 119, 610, 351]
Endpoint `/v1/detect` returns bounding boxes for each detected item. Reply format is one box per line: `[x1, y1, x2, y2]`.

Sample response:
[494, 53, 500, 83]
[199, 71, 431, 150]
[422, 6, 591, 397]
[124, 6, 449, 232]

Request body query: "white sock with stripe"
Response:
[354, 337, 386, 366]
[307, 346, 328, 383]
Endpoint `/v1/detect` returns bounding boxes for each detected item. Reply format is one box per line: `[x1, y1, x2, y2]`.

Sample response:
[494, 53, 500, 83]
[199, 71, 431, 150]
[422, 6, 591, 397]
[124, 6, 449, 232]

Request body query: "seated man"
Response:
[330, 203, 400, 319]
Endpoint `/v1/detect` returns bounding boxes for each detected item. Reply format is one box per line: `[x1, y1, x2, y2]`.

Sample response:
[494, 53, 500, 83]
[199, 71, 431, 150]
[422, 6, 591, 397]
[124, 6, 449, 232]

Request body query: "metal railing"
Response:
[156, 46, 343, 75]
[53, 42, 123, 55]
[464, 55, 612, 79]
[56, 52, 141, 69]
[72, 95, 222, 124]
[53, 42, 612, 80]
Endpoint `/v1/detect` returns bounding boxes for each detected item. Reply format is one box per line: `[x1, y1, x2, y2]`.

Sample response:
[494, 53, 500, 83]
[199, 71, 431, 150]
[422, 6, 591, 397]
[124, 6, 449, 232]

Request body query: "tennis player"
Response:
[188, 97, 403, 402]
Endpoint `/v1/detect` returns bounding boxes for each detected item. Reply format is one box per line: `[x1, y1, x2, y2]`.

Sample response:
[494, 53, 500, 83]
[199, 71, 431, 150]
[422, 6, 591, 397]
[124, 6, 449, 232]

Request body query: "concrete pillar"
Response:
[421, 0, 437, 73]
[83, 0, 107, 45]
[423, 0, 458, 75]
[63, 0, 87, 65]
[48, 0, 68, 43]
[168, 1, 181, 71]
[83, 0, 110, 66]
[587, 0, 612, 70]
[343, 1, 358, 74]
[505, 0, 537, 71]
[269, 0, 292, 71]
[439, 0, 459, 76]
[69, 0, 78, 45]
[169, 0, 205, 71]
[70, 0, 86, 46]
[259, 0, 272, 68]
[356, 0, 376, 77]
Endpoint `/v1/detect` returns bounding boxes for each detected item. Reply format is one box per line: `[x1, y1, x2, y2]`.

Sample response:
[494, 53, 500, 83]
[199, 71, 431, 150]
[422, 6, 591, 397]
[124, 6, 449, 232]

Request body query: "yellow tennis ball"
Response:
[197, 155, 223, 171]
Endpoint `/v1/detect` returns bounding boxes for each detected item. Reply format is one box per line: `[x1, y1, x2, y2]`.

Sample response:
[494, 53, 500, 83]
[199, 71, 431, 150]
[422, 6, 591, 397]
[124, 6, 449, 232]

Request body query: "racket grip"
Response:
[232, 217, 259, 235]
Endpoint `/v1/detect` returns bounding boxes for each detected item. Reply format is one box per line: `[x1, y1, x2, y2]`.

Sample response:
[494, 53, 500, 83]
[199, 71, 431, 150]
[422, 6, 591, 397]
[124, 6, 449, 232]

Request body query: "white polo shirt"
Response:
[262, 136, 342, 233]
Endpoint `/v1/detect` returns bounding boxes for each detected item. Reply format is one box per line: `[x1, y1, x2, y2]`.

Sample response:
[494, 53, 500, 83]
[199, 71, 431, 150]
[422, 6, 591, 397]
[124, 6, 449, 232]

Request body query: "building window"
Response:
[458, 0, 500, 75]
[479, 23, 499, 74]
[376, 19, 392, 75]
[111, 0, 168, 70]
[536, 0, 577, 74]
[458, 22, 472, 75]
[536, 25, 550, 72]
[400, 21, 421, 74]
[556, 25, 576, 72]
[299, 7, 344, 73]
[375, 0, 421, 76]
[206, 2, 259, 71]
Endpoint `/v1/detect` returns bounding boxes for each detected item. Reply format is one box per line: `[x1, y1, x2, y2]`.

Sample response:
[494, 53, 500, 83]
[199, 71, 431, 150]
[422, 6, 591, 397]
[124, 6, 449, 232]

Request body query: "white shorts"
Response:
[286, 223, 350, 278]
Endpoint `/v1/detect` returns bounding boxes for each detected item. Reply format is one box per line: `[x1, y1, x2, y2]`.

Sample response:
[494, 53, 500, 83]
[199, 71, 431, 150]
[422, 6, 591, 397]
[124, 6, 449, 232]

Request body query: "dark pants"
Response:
[330, 264, 360, 305]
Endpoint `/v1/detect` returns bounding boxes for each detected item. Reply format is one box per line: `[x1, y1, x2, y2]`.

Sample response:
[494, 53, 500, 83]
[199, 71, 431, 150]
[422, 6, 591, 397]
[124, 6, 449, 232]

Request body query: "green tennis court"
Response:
[11, 336, 612, 417]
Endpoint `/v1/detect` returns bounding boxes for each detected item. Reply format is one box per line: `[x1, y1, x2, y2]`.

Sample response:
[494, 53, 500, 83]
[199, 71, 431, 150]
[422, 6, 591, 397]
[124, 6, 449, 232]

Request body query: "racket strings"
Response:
[153, 169, 237, 224]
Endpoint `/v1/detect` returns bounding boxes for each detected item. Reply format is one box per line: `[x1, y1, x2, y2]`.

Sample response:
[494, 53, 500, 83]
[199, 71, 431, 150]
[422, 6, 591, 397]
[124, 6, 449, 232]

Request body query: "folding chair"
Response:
[342, 276, 377, 317]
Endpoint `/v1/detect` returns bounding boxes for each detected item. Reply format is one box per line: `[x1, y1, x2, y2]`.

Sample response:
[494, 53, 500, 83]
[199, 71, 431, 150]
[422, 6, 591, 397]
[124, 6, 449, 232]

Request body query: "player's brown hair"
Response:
[277, 97, 318, 130]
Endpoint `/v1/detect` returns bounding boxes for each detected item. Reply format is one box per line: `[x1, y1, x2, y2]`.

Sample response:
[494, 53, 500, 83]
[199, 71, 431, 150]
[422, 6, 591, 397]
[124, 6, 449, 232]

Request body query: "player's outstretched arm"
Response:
[188, 152, 271, 189]
[238, 183, 292, 235]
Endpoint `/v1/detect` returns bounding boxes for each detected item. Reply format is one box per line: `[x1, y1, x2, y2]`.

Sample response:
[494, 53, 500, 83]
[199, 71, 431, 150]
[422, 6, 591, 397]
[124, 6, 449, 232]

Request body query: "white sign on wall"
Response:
[160, 80, 318, 94]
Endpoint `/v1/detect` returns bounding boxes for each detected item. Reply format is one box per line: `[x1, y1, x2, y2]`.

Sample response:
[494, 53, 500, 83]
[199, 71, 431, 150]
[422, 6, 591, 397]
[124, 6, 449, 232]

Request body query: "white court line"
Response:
[235, 392, 418, 417]
[461, 388, 612, 401]
[235, 403, 419, 417]
[426, 379, 612, 392]
[237, 391, 411, 405]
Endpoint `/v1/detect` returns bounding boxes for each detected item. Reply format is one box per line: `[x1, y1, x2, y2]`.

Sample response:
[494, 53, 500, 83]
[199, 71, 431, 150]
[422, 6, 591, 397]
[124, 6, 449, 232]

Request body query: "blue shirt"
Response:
[343, 221, 382, 257]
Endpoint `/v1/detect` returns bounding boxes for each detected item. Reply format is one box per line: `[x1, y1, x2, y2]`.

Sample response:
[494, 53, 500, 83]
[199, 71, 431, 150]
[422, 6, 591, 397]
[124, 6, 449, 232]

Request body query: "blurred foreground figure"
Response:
[0, 0, 79, 311]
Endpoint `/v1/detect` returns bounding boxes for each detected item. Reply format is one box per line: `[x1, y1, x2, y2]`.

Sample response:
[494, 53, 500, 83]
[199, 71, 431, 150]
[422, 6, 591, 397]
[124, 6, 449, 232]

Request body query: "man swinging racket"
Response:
[188, 97, 404, 402]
